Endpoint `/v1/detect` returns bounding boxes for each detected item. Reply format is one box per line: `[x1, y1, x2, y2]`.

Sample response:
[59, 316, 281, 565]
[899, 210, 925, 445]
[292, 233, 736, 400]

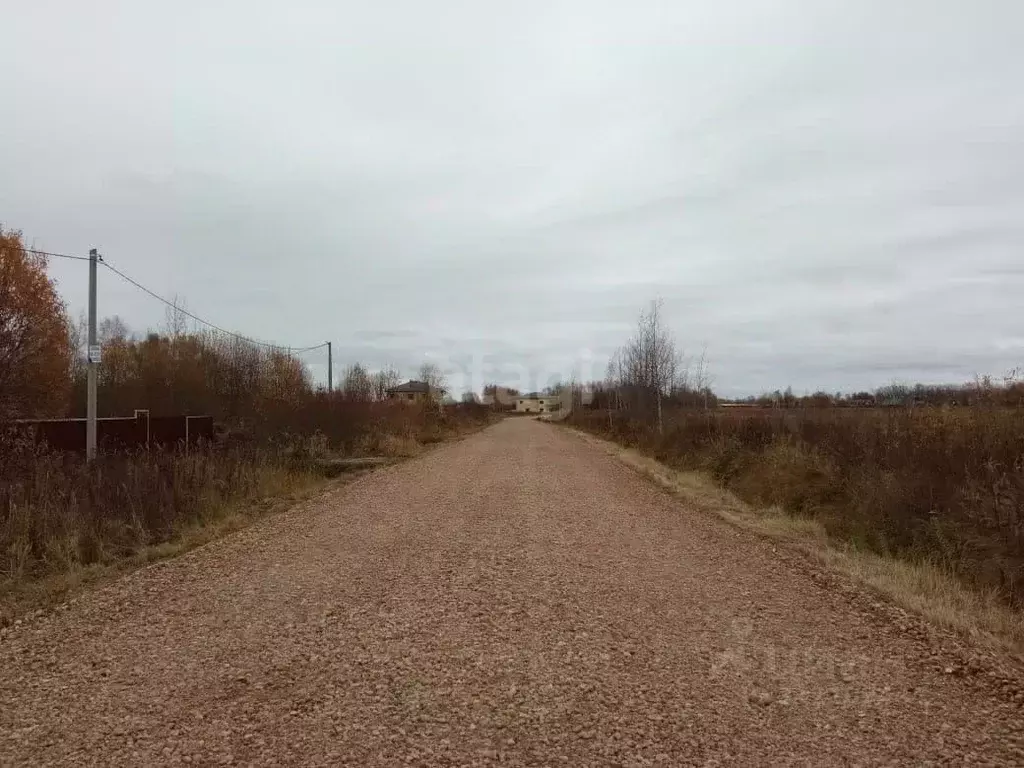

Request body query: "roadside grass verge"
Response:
[569, 407, 1024, 601]
[0, 445, 328, 625]
[1, 406, 497, 624]
[568, 424, 1024, 653]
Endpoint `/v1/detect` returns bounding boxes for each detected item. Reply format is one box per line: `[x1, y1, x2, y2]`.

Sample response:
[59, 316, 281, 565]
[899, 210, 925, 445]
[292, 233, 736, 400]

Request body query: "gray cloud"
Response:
[3, 1, 1024, 397]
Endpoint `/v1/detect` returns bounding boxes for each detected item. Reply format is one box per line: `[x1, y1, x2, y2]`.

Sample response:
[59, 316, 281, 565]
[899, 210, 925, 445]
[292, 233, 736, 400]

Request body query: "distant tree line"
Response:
[733, 377, 1024, 408]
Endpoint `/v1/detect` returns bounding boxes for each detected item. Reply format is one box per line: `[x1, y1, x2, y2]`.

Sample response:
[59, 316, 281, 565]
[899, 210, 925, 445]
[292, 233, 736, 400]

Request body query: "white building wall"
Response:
[516, 397, 555, 413]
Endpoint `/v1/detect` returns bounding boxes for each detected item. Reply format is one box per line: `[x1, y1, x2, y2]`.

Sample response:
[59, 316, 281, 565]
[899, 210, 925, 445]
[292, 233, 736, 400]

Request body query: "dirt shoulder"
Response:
[1, 418, 1022, 765]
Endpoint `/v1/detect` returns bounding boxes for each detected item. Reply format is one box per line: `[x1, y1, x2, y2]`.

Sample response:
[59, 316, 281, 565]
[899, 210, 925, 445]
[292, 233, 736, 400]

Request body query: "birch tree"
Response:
[617, 299, 681, 433]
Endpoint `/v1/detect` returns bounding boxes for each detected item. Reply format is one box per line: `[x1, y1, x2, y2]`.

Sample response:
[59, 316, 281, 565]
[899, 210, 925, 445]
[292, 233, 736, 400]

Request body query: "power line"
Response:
[21, 246, 327, 353]
[100, 259, 328, 353]
[26, 248, 93, 262]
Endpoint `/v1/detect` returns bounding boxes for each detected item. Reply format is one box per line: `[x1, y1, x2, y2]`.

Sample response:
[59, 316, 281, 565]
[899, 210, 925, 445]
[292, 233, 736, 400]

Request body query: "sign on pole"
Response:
[88, 344, 102, 364]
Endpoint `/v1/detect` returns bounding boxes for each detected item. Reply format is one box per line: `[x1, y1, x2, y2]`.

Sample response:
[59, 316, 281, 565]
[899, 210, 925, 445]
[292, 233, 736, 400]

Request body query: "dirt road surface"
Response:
[2, 418, 1022, 765]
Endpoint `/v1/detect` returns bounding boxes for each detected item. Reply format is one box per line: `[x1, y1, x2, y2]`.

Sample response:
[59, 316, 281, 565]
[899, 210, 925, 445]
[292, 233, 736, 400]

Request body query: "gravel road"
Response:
[2, 418, 1023, 766]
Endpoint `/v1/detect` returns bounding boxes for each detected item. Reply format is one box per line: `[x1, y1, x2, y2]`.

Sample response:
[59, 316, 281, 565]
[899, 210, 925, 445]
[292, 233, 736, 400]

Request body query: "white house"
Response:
[515, 394, 559, 413]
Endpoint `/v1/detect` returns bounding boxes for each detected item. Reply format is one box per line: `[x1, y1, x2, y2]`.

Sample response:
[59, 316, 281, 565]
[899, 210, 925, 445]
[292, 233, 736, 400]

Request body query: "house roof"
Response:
[387, 380, 431, 394]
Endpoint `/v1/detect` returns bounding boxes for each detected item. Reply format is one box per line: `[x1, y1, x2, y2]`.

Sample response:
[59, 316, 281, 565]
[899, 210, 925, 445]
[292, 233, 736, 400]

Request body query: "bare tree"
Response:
[418, 362, 447, 399]
[693, 343, 712, 410]
[371, 365, 401, 401]
[99, 315, 131, 344]
[68, 311, 88, 383]
[164, 295, 188, 339]
[342, 362, 373, 401]
[604, 349, 623, 428]
[616, 299, 681, 433]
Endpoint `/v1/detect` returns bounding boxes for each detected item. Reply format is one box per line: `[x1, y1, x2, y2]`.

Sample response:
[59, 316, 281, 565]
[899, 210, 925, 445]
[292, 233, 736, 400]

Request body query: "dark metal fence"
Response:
[4, 411, 214, 452]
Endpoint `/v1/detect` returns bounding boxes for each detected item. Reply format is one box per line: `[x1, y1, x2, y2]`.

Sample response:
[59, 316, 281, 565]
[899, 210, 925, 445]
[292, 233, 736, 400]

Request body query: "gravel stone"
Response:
[1, 418, 1022, 765]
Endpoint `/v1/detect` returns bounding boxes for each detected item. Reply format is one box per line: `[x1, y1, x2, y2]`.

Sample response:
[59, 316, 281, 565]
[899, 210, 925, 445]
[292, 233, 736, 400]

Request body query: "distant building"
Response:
[515, 394, 560, 413]
[480, 386, 518, 410]
[386, 380, 443, 404]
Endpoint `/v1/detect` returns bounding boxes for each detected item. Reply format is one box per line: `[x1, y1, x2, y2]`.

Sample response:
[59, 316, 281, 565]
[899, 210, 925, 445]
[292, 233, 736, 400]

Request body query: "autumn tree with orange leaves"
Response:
[0, 228, 72, 418]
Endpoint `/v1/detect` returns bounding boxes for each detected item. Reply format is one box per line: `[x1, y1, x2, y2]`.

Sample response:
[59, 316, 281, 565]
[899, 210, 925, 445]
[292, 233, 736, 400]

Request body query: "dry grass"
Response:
[0, 447, 330, 625]
[572, 407, 1024, 605]
[572, 428, 1024, 652]
[355, 432, 423, 458]
[0, 405, 498, 624]
[0, 478, 330, 625]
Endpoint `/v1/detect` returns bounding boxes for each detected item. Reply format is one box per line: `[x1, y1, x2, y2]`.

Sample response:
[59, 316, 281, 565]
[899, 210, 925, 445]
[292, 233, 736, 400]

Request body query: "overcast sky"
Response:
[3, 1, 1023, 396]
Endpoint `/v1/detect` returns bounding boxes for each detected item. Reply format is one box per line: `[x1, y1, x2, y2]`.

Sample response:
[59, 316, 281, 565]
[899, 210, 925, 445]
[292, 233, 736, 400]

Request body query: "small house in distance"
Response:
[386, 380, 442, 404]
[515, 394, 560, 414]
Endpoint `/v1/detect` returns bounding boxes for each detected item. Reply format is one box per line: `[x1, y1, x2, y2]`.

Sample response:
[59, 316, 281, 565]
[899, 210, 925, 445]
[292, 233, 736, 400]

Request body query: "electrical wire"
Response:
[21, 246, 327, 353]
[101, 260, 328, 353]
[25, 248, 93, 262]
